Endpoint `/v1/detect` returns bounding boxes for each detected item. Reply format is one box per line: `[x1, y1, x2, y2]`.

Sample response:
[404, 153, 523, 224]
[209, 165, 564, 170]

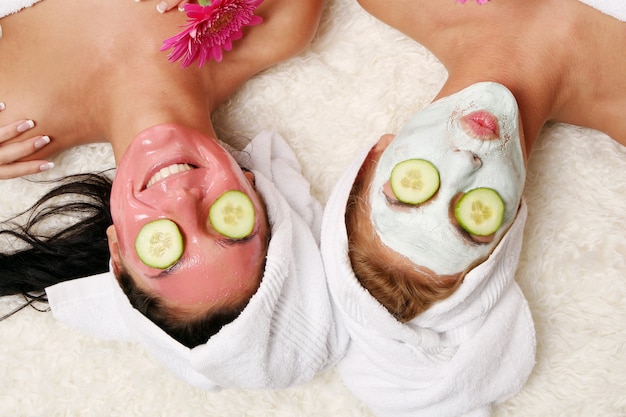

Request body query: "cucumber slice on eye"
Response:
[209, 190, 256, 239]
[454, 188, 505, 236]
[390, 159, 440, 204]
[135, 219, 184, 269]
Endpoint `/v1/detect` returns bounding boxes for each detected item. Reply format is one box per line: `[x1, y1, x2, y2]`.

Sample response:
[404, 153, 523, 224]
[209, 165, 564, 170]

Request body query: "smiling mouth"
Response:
[146, 163, 197, 189]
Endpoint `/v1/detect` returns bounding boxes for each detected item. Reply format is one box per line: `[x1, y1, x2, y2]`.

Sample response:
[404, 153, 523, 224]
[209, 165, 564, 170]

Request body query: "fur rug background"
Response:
[1, 0, 625, 416]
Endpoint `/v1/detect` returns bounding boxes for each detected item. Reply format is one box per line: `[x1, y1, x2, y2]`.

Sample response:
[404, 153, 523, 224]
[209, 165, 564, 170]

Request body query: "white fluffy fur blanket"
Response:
[1, 1, 625, 416]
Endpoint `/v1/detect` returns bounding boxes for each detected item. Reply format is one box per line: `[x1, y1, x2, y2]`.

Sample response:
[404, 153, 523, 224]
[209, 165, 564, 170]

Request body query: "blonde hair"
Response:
[345, 149, 462, 322]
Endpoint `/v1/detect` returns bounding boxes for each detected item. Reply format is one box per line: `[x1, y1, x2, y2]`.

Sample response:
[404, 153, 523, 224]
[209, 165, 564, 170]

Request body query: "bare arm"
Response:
[356, 0, 444, 47]
[206, 0, 325, 106]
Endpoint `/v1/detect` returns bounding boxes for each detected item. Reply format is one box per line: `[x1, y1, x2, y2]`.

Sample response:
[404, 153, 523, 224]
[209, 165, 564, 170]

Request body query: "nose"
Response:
[158, 187, 209, 229]
[444, 149, 483, 187]
[452, 148, 482, 170]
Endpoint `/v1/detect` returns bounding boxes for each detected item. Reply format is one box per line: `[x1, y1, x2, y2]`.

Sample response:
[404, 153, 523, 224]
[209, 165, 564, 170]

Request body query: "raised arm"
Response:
[199, 0, 325, 108]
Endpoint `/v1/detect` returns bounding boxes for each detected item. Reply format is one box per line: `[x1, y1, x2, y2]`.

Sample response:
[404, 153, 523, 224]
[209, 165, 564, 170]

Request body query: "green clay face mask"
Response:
[369, 82, 526, 276]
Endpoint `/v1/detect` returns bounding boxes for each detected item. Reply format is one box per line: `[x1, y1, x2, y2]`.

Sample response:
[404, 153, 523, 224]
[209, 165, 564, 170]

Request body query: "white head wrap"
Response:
[46, 131, 348, 390]
[321, 144, 536, 417]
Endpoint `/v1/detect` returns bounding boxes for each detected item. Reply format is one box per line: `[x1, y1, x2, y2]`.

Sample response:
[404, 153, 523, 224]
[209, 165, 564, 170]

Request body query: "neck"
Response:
[434, 64, 558, 160]
[424, 0, 626, 152]
[426, 8, 570, 158]
[103, 75, 219, 162]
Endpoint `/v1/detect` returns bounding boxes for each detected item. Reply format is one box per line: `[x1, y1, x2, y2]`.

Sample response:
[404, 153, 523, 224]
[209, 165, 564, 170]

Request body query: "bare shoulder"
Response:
[547, 1, 626, 146]
[204, 0, 323, 106]
[238, 0, 323, 64]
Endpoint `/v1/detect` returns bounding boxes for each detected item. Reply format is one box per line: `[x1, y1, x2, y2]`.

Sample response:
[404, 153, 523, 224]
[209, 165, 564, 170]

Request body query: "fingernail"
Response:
[39, 162, 54, 172]
[34, 135, 50, 150]
[0, 24, 3, 41]
[0, 102, 5, 111]
[17, 120, 35, 133]
[178, 5, 185, 12]
[156, 1, 167, 13]
[134, 0, 141, 2]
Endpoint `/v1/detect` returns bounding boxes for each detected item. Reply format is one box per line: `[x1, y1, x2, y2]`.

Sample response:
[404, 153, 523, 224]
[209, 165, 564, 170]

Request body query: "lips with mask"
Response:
[369, 82, 526, 277]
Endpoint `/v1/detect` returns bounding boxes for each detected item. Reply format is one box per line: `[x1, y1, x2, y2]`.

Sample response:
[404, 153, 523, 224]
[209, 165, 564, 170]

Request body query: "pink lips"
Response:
[460, 111, 500, 140]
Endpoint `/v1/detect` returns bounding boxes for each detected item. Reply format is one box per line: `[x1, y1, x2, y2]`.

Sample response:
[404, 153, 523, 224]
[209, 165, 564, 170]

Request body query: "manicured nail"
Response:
[156, 1, 168, 13]
[34, 135, 50, 150]
[17, 120, 35, 133]
[0, 24, 3, 41]
[178, 5, 185, 12]
[0, 102, 5, 111]
[39, 162, 54, 172]
[134, 0, 141, 2]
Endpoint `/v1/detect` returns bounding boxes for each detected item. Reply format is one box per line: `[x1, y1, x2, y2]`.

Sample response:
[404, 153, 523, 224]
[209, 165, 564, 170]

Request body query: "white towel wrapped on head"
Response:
[46, 131, 348, 390]
[321, 143, 536, 417]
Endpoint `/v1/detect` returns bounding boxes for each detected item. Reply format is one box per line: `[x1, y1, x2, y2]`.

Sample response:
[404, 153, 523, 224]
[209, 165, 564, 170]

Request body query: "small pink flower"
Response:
[161, 0, 264, 68]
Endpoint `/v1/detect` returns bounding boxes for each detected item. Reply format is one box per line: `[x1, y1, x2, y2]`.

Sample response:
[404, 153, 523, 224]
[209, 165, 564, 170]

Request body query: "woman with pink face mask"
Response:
[0, 0, 348, 391]
[321, 1, 626, 417]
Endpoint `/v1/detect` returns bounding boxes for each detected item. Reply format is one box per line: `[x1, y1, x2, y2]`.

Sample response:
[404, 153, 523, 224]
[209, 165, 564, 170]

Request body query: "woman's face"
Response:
[368, 82, 526, 277]
[108, 124, 269, 313]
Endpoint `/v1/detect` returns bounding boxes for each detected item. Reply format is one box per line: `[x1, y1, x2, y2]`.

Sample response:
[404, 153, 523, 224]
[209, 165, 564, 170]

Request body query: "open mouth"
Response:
[145, 163, 197, 189]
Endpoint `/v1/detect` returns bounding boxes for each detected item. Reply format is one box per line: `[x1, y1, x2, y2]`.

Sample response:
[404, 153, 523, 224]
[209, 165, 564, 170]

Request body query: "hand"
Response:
[134, 0, 193, 13]
[0, 105, 54, 180]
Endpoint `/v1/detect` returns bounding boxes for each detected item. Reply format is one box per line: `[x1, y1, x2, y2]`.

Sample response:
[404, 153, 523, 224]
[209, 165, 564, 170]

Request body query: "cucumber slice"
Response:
[454, 188, 504, 236]
[390, 159, 440, 204]
[209, 190, 256, 239]
[135, 219, 184, 269]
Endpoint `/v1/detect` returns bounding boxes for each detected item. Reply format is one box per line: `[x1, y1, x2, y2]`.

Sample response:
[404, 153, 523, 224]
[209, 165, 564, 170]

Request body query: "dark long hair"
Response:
[0, 172, 245, 348]
[0, 173, 113, 296]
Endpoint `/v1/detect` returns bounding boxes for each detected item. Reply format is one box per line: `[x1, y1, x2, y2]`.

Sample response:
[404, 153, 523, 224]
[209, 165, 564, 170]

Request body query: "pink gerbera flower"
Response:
[161, 0, 264, 68]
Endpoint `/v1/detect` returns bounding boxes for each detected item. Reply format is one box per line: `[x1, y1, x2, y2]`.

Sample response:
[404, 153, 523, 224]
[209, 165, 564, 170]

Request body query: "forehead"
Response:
[123, 236, 267, 309]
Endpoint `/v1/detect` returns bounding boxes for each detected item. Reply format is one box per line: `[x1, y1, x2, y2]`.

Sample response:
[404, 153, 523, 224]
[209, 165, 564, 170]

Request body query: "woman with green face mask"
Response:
[321, 1, 626, 417]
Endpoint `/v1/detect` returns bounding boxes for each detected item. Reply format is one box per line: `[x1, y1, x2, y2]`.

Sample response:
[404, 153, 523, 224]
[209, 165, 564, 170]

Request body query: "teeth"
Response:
[146, 163, 194, 188]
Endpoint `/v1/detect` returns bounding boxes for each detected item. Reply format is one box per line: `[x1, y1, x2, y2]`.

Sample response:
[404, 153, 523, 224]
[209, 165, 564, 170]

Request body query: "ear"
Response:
[354, 134, 396, 186]
[243, 169, 256, 185]
[371, 134, 395, 156]
[106, 225, 123, 279]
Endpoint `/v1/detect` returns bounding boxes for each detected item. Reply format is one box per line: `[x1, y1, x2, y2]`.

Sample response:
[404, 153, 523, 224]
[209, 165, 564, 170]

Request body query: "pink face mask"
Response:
[109, 124, 269, 309]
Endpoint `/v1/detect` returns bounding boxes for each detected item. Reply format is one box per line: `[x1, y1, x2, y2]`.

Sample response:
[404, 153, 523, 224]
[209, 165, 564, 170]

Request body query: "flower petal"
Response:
[161, 0, 265, 68]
